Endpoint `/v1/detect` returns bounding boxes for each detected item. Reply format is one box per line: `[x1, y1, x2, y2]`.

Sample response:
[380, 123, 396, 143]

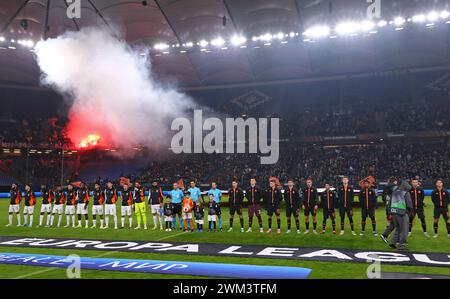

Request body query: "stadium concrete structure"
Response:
[0, 0, 449, 282]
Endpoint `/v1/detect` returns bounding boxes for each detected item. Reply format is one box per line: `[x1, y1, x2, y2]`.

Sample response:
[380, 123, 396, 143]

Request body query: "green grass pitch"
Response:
[0, 196, 449, 279]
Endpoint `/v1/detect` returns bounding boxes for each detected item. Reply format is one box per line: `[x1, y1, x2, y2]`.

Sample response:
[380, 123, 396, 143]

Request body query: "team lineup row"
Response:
[5, 177, 450, 238]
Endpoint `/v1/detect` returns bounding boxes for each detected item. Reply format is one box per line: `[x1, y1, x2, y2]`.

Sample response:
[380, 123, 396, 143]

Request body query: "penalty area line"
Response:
[11, 231, 186, 279]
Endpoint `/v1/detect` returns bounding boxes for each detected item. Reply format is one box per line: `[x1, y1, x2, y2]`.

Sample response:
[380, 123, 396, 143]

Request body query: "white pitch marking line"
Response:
[12, 231, 186, 279]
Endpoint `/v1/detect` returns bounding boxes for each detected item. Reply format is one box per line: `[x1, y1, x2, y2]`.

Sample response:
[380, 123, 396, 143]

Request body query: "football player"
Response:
[6, 183, 21, 227]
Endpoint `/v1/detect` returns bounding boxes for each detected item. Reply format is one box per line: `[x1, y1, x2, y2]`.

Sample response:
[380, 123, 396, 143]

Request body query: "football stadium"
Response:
[0, 0, 450, 285]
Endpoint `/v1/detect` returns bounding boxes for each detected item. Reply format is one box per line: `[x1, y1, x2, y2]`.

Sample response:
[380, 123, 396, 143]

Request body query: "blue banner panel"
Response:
[0, 252, 311, 279]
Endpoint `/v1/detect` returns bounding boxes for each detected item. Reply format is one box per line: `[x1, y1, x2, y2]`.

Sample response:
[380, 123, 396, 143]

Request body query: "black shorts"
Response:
[323, 208, 335, 219]
[229, 205, 242, 216]
[266, 205, 280, 217]
[173, 203, 182, 215]
[303, 205, 317, 216]
[433, 207, 449, 219]
[339, 206, 353, 218]
[361, 207, 375, 220]
[286, 205, 299, 217]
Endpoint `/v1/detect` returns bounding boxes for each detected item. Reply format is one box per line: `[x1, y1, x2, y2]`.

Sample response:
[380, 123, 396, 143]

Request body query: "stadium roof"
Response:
[0, 0, 449, 89]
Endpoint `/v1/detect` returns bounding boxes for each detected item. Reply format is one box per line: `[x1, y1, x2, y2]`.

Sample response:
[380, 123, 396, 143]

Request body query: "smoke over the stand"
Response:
[34, 26, 192, 152]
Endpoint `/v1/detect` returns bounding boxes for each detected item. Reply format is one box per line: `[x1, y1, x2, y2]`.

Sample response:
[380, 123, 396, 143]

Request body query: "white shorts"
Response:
[40, 204, 52, 213]
[92, 205, 104, 215]
[24, 206, 35, 214]
[76, 203, 88, 215]
[52, 204, 63, 214]
[65, 205, 75, 215]
[151, 204, 161, 214]
[208, 215, 216, 221]
[182, 212, 192, 220]
[105, 204, 116, 215]
[164, 216, 173, 222]
[121, 206, 132, 216]
[8, 204, 20, 213]
[196, 219, 204, 224]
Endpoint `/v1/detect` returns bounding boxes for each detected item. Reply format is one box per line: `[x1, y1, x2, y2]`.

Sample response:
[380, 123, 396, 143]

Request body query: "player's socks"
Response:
[39, 215, 44, 226]
[46, 215, 51, 226]
[287, 218, 291, 230]
[446, 222, 450, 234]
[153, 215, 157, 227]
[305, 221, 309, 230]
[114, 215, 118, 229]
[362, 222, 366, 232]
[322, 221, 326, 231]
[121, 217, 125, 228]
[72, 215, 76, 226]
[159, 217, 163, 229]
[240, 218, 244, 229]
[313, 222, 317, 230]
[268, 217, 272, 229]
[258, 216, 263, 228]
[349, 218, 354, 231]
[295, 219, 300, 230]
[372, 223, 376, 232]
[276, 218, 281, 229]
[93, 219, 97, 227]
[421, 220, 427, 232]
[229, 217, 234, 228]
[8, 214, 13, 226]
[434, 223, 438, 234]
[332, 220, 336, 231]
[57, 215, 62, 227]
[24, 214, 28, 226]
[340, 220, 345, 231]
[16, 214, 21, 226]
[179, 218, 183, 229]
[248, 217, 253, 228]
[129, 217, 132, 228]
[105, 217, 109, 228]
[29, 215, 33, 226]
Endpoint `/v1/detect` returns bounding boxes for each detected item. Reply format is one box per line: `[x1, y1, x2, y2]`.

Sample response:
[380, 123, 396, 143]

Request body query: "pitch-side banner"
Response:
[0, 252, 311, 279]
[0, 236, 449, 267]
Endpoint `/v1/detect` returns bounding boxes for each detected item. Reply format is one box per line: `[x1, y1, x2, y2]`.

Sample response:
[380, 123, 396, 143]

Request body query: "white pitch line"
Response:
[12, 231, 186, 279]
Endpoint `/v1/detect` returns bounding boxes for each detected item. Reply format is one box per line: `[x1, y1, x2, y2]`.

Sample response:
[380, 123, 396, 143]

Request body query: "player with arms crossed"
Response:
[6, 183, 21, 227]
[50, 186, 66, 227]
[38, 184, 54, 227]
[431, 179, 450, 238]
[120, 182, 133, 229]
[228, 180, 245, 232]
[245, 178, 264, 233]
[337, 177, 355, 235]
[284, 179, 301, 234]
[302, 178, 318, 234]
[149, 180, 164, 230]
[265, 179, 282, 234]
[64, 184, 77, 227]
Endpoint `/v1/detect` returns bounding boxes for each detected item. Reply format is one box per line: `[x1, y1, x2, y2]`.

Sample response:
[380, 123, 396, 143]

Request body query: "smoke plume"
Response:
[34, 26, 193, 151]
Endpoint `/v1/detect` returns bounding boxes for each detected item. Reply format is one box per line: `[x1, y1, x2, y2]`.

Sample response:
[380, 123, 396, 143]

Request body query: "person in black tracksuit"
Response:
[337, 177, 355, 235]
[194, 201, 204, 232]
[431, 179, 450, 238]
[302, 178, 318, 234]
[359, 180, 377, 236]
[228, 180, 244, 232]
[207, 194, 220, 232]
[283, 179, 301, 233]
[408, 179, 428, 236]
[320, 183, 337, 234]
[265, 180, 282, 234]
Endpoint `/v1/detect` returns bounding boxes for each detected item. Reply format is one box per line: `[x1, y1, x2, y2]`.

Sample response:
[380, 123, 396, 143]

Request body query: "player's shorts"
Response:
[339, 206, 353, 218]
[165, 216, 173, 222]
[8, 204, 20, 213]
[196, 219, 204, 224]
[40, 204, 52, 213]
[52, 204, 63, 214]
[248, 204, 261, 217]
[266, 205, 280, 217]
[92, 205, 104, 215]
[151, 204, 161, 214]
[65, 205, 75, 215]
[105, 204, 116, 215]
[434, 207, 449, 219]
[208, 215, 217, 221]
[361, 207, 375, 220]
[76, 203, 88, 215]
[323, 208, 335, 219]
[286, 205, 299, 217]
[173, 203, 182, 214]
[229, 205, 242, 215]
[303, 205, 317, 216]
[121, 206, 132, 216]
[135, 202, 146, 214]
[23, 206, 35, 214]
[182, 212, 192, 220]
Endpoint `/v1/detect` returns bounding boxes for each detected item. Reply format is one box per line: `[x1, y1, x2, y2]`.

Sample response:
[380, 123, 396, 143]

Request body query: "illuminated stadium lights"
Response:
[412, 14, 426, 23]
[441, 10, 450, 19]
[303, 25, 330, 38]
[184, 42, 194, 48]
[360, 20, 375, 32]
[427, 11, 439, 22]
[210, 37, 225, 47]
[276, 32, 284, 40]
[230, 35, 246, 46]
[0, 36, 4, 42]
[259, 33, 272, 42]
[377, 20, 388, 27]
[393, 17, 406, 26]
[335, 22, 360, 35]
[289, 32, 296, 38]
[154, 43, 169, 50]
[198, 40, 208, 47]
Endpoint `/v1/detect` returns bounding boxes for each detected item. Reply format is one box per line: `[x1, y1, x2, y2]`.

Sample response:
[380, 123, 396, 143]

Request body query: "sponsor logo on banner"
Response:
[0, 252, 311, 279]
